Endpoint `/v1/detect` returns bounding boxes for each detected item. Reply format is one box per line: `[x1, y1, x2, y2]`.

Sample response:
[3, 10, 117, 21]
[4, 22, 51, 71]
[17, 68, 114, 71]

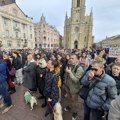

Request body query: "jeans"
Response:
[84, 102, 102, 120]
[0, 82, 12, 107]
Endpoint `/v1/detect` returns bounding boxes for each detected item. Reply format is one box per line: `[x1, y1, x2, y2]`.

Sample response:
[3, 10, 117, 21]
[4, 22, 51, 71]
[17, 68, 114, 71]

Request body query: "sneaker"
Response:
[72, 113, 77, 120]
[2, 105, 13, 114]
[64, 106, 71, 112]
[0, 103, 5, 108]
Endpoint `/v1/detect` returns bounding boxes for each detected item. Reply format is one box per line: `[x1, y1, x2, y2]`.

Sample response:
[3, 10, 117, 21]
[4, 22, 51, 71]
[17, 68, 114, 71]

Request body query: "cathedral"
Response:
[64, 0, 93, 49]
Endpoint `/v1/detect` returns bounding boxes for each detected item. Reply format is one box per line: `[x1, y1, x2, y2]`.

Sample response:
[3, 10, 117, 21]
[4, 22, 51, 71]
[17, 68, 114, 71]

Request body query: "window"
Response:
[48, 44, 49, 48]
[77, 0, 80, 7]
[39, 44, 42, 48]
[5, 30, 9, 37]
[23, 33, 26, 38]
[17, 41, 21, 47]
[16, 32, 18, 38]
[30, 26, 32, 31]
[7, 41, 12, 47]
[4, 18, 7, 25]
[44, 36, 46, 41]
[30, 34, 32, 39]
[22, 24, 25, 29]
[44, 43, 46, 48]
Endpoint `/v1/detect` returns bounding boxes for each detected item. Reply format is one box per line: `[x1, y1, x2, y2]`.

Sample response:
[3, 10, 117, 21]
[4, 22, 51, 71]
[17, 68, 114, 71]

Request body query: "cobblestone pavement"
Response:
[0, 85, 84, 120]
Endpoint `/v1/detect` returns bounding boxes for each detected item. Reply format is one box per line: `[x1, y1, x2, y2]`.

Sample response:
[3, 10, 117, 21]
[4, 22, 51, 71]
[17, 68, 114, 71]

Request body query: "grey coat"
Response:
[23, 61, 37, 89]
[108, 95, 120, 120]
[81, 71, 117, 111]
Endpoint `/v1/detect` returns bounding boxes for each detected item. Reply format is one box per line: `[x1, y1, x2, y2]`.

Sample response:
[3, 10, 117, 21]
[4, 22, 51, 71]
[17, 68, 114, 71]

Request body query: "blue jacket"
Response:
[81, 71, 117, 111]
[0, 59, 7, 84]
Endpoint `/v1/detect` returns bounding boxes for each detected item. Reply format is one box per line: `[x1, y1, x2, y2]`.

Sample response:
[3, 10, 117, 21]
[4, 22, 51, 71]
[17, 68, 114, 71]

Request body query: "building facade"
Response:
[96, 35, 120, 48]
[0, 0, 35, 50]
[34, 15, 59, 49]
[64, 0, 93, 49]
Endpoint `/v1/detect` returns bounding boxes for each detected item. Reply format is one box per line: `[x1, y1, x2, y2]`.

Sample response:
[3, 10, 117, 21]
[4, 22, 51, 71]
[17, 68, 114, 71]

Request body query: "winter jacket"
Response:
[107, 71, 120, 95]
[81, 71, 117, 111]
[44, 70, 59, 106]
[64, 64, 84, 94]
[108, 95, 120, 120]
[12, 57, 22, 70]
[0, 59, 7, 84]
[23, 61, 37, 89]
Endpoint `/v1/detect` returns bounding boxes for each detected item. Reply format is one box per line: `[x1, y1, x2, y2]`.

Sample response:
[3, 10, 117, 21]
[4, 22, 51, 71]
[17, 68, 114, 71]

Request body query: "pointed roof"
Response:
[65, 12, 68, 20]
[40, 14, 46, 23]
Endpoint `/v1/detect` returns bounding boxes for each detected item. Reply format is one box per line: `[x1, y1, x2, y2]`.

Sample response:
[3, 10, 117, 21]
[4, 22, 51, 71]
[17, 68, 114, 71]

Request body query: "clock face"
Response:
[74, 26, 79, 33]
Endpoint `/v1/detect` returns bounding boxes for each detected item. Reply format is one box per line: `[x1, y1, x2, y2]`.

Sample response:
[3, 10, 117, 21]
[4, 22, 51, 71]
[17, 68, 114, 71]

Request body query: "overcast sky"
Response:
[16, 0, 120, 43]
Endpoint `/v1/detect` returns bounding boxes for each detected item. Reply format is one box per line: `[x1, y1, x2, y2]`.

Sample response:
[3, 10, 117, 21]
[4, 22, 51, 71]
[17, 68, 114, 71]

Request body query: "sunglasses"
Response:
[90, 68, 98, 71]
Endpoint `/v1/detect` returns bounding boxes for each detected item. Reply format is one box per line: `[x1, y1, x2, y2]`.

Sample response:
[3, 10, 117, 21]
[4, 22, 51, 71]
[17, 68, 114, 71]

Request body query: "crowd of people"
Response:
[0, 48, 120, 120]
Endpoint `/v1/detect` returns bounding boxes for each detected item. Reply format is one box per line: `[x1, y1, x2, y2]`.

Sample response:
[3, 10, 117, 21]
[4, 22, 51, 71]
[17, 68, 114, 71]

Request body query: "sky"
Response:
[16, 0, 120, 43]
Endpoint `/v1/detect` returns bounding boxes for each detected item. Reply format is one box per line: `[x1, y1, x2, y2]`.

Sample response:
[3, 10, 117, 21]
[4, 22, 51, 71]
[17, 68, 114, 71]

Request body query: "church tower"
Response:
[64, 0, 93, 49]
[0, 0, 15, 6]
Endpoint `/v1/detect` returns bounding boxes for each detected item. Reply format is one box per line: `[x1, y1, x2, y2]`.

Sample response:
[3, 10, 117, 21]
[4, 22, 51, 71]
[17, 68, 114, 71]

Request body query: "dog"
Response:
[53, 102, 63, 120]
[24, 91, 37, 110]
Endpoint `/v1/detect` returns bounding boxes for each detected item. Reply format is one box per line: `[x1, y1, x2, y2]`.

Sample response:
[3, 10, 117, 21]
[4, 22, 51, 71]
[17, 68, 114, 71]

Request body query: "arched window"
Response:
[77, 0, 80, 7]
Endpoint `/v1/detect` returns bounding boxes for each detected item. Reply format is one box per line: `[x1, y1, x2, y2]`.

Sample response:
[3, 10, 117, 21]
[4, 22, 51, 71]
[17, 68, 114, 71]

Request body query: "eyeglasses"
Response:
[90, 68, 98, 71]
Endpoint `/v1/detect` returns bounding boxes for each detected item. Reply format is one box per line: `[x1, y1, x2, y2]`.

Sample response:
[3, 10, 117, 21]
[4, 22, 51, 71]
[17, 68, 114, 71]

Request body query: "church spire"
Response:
[40, 14, 46, 23]
[65, 12, 68, 20]
[90, 7, 93, 16]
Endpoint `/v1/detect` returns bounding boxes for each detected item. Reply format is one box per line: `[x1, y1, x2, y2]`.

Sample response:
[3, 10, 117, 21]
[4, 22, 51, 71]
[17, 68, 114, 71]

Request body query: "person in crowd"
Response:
[43, 59, 60, 117]
[3, 54, 16, 94]
[108, 95, 120, 120]
[79, 52, 90, 70]
[107, 63, 120, 95]
[0, 54, 13, 114]
[64, 54, 84, 120]
[12, 52, 23, 85]
[105, 57, 120, 72]
[23, 54, 37, 92]
[36, 58, 47, 103]
[81, 61, 117, 120]
[57, 53, 66, 84]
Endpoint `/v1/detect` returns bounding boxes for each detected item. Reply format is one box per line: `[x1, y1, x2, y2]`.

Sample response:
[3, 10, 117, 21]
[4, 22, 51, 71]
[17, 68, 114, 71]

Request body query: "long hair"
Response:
[51, 59, 60, 75]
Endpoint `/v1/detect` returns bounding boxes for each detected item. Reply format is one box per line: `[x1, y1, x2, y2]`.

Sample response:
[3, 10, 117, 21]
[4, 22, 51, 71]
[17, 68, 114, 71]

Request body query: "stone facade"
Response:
[34, 15, 59, 49]
[0, 0, 15, 6]
[64, 0, 93, 49]
[96, 35, 120, 48]
[0, 2, 35, 50]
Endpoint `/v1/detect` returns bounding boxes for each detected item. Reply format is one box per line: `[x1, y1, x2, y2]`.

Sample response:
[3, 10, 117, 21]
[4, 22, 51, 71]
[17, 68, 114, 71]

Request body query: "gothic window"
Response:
[77, 0, 80, 7]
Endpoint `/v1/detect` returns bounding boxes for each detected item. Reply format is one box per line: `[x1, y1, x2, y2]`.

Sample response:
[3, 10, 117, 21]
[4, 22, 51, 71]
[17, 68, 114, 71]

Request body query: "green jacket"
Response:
[64, 64, 84, 94]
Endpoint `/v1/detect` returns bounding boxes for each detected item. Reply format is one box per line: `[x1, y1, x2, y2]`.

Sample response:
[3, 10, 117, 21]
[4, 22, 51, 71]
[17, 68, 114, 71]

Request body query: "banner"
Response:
[109, 48, 120, 58]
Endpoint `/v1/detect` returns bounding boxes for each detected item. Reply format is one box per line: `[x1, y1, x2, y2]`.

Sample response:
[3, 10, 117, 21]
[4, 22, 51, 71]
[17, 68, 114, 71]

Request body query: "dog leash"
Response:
[48, 101, 54, 112]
